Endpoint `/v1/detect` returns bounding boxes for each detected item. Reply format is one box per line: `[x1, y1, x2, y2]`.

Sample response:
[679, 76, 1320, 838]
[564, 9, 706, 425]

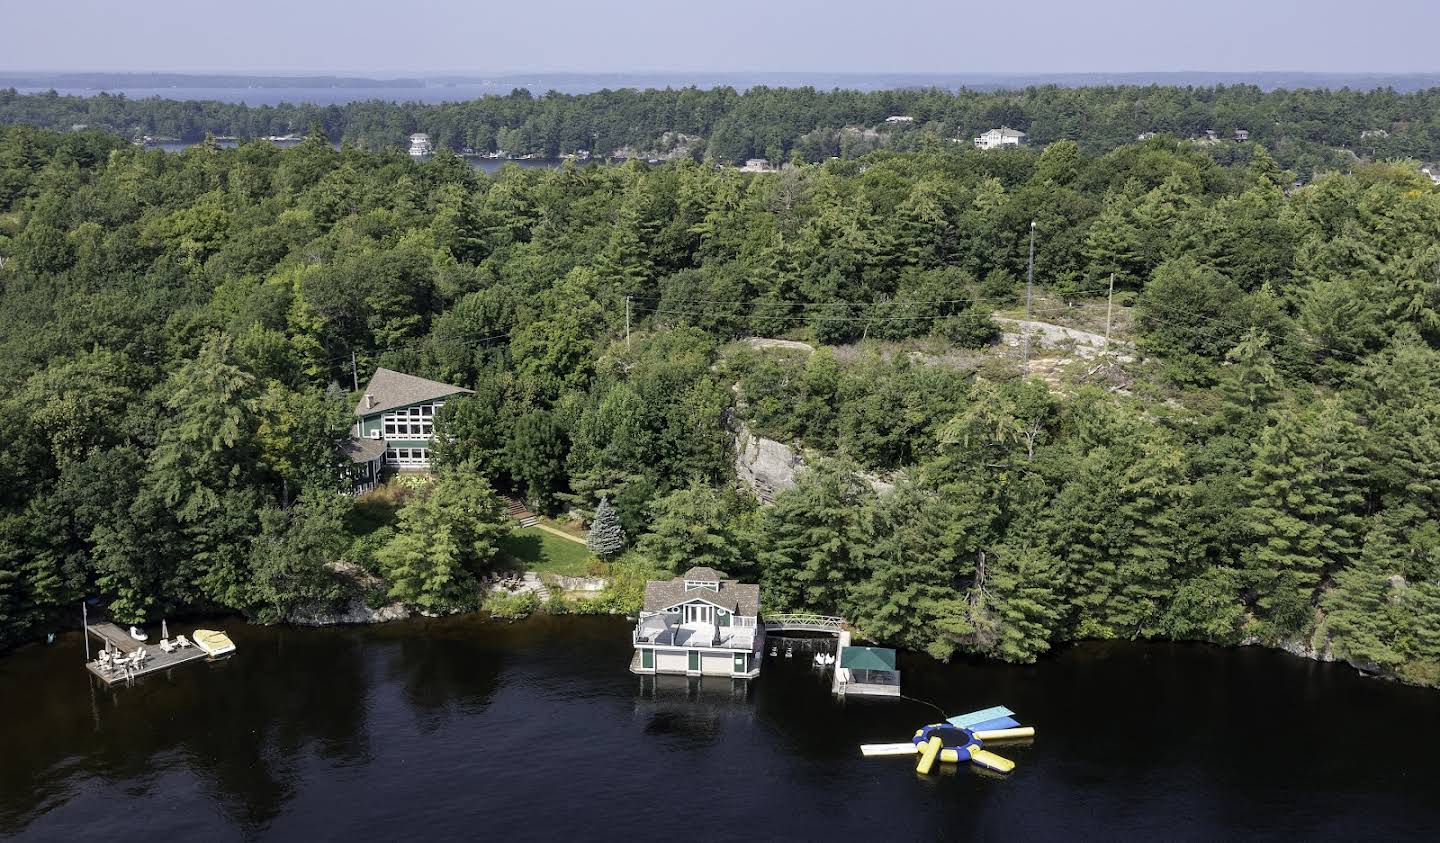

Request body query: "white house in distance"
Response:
[408, 133, 433, 157]
[973, 126, 1027, 149]
[631, 567, 763, 678]
[884, 115, 915, 124]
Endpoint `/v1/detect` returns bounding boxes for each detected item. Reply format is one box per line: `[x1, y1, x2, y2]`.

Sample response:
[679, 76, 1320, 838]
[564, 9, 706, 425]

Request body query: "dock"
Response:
[832, 630, 902, 697]
[84, 622, 209, 685]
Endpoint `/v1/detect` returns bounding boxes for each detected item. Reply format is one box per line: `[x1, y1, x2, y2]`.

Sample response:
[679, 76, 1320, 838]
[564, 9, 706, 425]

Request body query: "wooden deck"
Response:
[85, 623, 211, 685]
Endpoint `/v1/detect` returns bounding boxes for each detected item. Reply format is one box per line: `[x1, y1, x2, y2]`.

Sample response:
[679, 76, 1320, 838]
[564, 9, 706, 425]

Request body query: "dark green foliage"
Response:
[0, 117, 1438, 687]
[376, 468, 510, 610]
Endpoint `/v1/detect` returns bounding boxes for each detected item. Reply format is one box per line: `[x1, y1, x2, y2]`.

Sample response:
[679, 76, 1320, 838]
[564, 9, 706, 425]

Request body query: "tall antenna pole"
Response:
[350, 348, 359, 392]
[1023, 220, 1035, 368]
[1104, 272, 1115, 348]
[625, 296, 631, 350]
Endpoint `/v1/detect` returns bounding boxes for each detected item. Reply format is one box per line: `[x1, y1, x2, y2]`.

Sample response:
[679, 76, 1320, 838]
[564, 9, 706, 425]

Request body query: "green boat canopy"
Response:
[840, 646, 897, 671]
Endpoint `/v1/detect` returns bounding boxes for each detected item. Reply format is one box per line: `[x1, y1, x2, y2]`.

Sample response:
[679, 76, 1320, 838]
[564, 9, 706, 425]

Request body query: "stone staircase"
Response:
[504, 496, 539, 527]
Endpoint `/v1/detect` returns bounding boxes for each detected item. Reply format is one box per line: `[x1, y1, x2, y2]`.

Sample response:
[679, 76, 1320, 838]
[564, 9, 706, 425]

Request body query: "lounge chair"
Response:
[160, 639, 176, 653]
[175, 634, 192, 648]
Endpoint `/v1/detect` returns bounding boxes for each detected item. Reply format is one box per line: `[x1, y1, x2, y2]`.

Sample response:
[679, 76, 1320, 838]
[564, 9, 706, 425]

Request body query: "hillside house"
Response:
[343, 368, 472, 489]
[884, 115, 915, 124]
[973, 126, 1026, 150]
[631, 567, 763, 678]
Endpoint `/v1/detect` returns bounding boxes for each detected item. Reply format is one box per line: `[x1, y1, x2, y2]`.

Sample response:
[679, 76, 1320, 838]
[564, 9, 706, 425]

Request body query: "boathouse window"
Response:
[684, 578, 718, 592]
[687, 650, 699, 671]
[641, 649, 654, 669]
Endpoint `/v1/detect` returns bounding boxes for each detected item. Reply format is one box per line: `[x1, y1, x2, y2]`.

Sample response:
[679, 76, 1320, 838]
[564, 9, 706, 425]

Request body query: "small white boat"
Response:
[129, 626, 147, 642]
[784, 643, 794, 658]
[192, 629, 236, 657]
[824, 653, 836, 665]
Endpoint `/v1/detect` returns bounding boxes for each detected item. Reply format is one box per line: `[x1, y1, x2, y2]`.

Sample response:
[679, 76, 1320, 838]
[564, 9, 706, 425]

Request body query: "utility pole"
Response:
[1022, 220, 1035, 368]
[1104, 272, 1116, 348]
[350, 348, 359, 392]
[625, 296, 631, 350]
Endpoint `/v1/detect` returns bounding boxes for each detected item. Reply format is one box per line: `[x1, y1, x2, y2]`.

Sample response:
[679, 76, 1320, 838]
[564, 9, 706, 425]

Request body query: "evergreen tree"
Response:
[1243, 400, 1370, 635]
[587, 496, 626, 559]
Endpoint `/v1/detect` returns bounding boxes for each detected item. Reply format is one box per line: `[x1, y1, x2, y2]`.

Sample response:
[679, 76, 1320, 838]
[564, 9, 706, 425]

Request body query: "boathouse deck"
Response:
[84, 622, 209, 685]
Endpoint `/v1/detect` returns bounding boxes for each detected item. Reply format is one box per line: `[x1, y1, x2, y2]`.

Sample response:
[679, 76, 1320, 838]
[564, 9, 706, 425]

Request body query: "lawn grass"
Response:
[500, 526, 595, 577]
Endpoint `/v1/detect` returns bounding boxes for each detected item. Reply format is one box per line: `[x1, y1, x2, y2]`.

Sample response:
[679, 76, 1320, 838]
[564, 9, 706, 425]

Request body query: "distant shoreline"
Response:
[9, 70, 1440, 97]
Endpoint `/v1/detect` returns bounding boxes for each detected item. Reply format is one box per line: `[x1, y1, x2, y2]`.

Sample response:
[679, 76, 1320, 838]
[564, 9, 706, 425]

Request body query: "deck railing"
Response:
[761, 613, 845, 632]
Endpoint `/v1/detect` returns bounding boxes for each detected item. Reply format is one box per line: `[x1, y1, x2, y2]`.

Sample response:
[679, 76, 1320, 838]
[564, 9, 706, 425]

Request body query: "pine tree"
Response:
[969, 544, 1066, 663]
[587, 496, 626, 559]
[1243, 400, 1370, 634]
[848, 485, 976, 661]
[755, 459, 873, 614]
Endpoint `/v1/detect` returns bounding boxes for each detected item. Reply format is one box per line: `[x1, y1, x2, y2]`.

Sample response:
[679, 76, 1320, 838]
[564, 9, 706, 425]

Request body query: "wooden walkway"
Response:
[84, 623, 209, 686]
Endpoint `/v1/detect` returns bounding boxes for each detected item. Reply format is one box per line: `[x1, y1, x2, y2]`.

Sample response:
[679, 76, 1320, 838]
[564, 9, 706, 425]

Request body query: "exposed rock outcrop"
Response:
[995, 317, 1136, 362]
[733, 422, 804, 504]
[290, 598, 411, 626]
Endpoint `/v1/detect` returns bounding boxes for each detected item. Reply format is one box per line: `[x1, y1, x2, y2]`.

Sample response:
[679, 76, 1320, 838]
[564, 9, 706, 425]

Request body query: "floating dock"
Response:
[832, 630, 901, 697]
[84, 622, 209, 685]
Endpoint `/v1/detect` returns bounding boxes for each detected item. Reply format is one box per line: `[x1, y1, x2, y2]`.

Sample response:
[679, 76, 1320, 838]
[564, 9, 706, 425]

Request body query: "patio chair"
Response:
[160, 639, 176, 653]
[175, 635, 192, 648]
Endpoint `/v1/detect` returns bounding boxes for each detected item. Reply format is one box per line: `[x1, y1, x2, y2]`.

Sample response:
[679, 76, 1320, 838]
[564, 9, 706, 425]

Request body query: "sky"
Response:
[1, 0, 1436, 75]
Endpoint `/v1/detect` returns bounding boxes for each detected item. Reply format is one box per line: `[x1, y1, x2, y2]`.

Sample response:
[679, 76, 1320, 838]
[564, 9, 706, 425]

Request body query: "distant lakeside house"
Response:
[343, 368, 472, 491]
[631, 567, 763, 678]
[973, 126, 1026, 150]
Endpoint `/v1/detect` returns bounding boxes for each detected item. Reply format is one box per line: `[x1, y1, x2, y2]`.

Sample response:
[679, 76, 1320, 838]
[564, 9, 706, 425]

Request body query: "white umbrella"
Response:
[162, 619, 169, 640]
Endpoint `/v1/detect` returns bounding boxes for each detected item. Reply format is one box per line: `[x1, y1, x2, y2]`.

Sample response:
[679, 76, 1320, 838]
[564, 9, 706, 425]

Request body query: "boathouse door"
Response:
[684, 604, 714, 624]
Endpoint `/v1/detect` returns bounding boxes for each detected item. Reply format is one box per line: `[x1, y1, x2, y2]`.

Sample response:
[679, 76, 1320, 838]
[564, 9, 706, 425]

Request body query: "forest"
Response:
[1, 118, 1439, 687]
[8, 82, 1440, 172]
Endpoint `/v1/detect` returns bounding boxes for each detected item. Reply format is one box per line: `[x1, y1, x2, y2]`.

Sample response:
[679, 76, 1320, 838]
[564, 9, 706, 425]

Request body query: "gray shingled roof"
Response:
[643, 575, 760, 616]
[684, 566, 723, 582]
[355, 368, 472, 417]
[340, 435, 386, 463]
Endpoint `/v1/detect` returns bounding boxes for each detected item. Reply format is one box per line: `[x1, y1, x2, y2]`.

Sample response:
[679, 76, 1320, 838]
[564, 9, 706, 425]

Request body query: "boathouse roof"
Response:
[355, 368, 472, 417]
[644, 572, 760, 616]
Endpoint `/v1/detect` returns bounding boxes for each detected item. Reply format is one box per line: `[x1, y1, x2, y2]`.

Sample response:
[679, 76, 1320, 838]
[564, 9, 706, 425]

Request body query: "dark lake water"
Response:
[2, 615, 1437, 840]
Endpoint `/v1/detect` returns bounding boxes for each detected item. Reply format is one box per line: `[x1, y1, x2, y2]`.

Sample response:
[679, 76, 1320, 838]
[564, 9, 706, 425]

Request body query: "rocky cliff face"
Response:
[733, 422, 804, 504]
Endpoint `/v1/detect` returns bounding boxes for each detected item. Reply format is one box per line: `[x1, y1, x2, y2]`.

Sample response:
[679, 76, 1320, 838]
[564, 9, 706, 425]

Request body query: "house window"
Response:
[384, 447, 430, 467]
[641, 649, 654, 669]
[687, 650, 699, 671]
[381, 404, 436, 439]
[734, 652, 747, 673]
